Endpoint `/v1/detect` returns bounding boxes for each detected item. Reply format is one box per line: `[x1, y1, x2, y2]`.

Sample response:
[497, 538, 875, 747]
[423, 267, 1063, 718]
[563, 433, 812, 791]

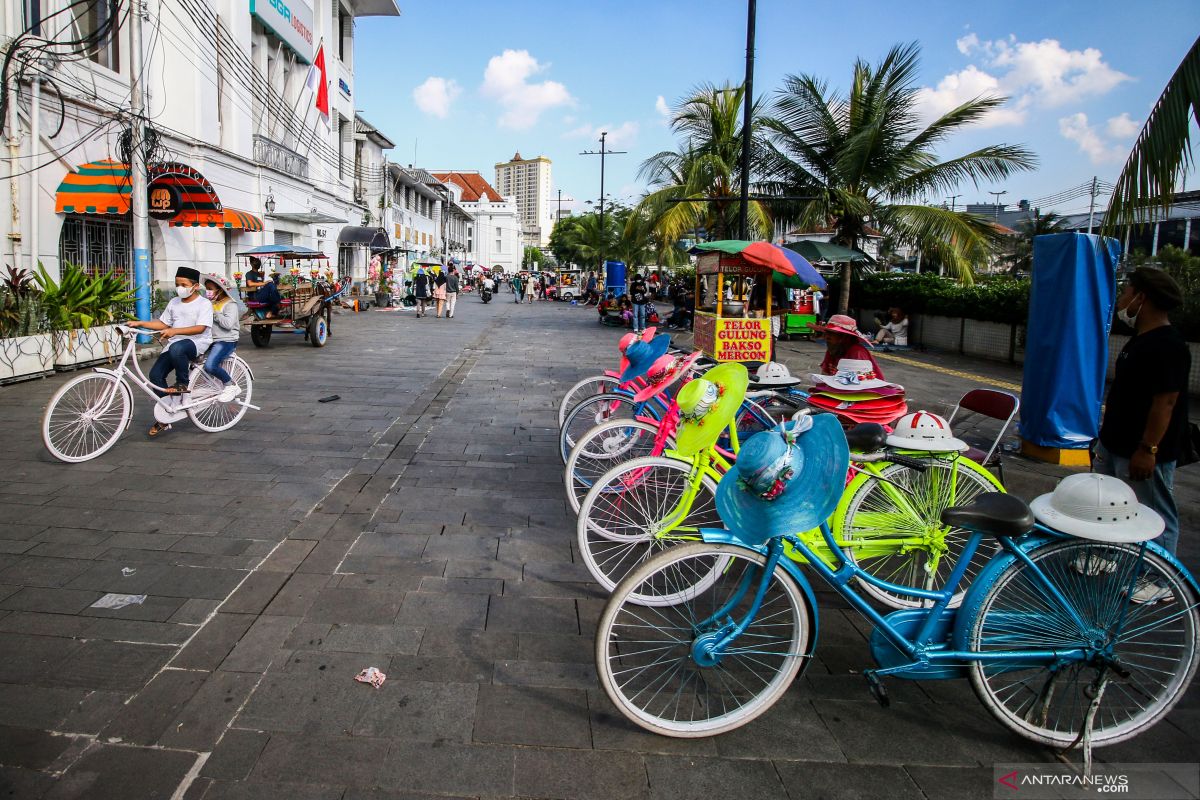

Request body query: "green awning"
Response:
[784, 240, 870, 263]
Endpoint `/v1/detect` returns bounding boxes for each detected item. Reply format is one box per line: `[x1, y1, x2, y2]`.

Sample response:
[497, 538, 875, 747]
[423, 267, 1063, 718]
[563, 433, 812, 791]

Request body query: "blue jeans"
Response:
[205, 340, 238, 384]
[632, 303, 648, 332]
[149, 339, 197, 397]
[1093, 443, 1179, 555]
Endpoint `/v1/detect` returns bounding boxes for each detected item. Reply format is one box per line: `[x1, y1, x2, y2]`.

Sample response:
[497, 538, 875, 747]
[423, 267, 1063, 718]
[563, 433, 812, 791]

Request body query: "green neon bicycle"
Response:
[576, 421, 1003, 608]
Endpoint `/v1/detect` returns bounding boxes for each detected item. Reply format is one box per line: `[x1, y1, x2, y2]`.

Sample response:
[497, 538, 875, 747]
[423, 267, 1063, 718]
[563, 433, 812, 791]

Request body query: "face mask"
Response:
[175, 285, 194, 299]
[1117, 295, 1142, 327]
[205, 290, 217, 300]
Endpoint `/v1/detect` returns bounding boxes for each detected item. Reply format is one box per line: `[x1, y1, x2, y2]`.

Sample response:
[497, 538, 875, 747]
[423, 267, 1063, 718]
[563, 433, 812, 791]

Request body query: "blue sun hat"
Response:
[619, 333, 671, 383]
[715, 414, 850, 545]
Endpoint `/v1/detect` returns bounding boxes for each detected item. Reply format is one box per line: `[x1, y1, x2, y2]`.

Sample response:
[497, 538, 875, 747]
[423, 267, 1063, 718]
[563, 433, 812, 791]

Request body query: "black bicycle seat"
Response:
[941, 493, 1035, 538]
[845, 423, 888, 453]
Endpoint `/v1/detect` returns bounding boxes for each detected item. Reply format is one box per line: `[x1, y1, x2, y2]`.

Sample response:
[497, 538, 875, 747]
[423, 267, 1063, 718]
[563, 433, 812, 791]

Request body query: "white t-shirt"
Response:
[160, 295, 214, 354]
[882, 317, 909, 346]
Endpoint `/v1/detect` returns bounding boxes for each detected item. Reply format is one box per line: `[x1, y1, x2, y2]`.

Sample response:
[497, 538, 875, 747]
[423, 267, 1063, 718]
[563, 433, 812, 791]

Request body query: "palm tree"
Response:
[1104, 35, 1200, 229]
[556, 212, 619, 270]
[759, 43, 1037, 312]
[1001, 212, 1068, 274]
[637, 83, 772, 244]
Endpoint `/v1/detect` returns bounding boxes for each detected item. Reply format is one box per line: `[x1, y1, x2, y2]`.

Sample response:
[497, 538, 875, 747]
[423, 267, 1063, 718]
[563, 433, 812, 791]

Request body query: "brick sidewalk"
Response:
[0, 298, 1196, 800]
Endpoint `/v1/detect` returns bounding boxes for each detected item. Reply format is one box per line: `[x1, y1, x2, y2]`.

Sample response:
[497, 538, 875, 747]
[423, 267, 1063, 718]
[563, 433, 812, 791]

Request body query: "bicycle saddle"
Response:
[845, 423, 888, 453]
[941, 492, 1034, 538]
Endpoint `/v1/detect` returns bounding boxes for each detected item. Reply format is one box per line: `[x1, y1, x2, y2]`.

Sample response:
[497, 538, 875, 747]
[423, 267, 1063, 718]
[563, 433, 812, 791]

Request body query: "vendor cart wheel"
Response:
[250, 325, 272, 348]
[308, 315, 328, 347]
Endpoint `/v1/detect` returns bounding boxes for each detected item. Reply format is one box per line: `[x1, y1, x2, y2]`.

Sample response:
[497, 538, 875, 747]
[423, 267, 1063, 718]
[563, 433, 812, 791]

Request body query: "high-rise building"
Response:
[495, 152, 553, 248]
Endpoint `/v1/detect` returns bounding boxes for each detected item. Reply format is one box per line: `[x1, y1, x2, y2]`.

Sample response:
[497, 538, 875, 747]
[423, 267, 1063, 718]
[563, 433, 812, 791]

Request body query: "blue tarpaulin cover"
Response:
[1020, 233, 1120, 449]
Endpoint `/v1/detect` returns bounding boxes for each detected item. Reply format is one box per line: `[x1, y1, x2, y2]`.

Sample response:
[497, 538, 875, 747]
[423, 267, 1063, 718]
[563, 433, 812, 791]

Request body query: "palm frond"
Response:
[1104, 35, 1200, 229]
[887, 144, 1039, 200]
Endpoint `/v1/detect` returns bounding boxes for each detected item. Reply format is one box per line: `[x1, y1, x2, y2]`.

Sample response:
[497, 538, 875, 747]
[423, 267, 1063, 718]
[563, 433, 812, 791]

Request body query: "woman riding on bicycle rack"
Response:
[202, 274, 244, 405]
[126, 267, 214, 436]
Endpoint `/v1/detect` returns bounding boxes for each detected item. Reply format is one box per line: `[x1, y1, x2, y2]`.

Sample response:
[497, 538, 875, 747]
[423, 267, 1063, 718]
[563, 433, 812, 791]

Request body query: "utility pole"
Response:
[946, 194, 961, 212]
[4, 0, 20, 270]
[988, 190, 1007, 219]
[129, 0, 153, 328]
[580, 132, 625, 263]
[1086, 176, 1099, 235]
[738, 0, 757, 240]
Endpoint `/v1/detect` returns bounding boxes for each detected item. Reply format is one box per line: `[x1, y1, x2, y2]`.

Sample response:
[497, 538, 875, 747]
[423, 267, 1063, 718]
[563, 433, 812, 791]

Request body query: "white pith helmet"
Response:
[885, 411, 968, 452]
[1030, 473, 1164, 542]
[754, 361, 793, 385]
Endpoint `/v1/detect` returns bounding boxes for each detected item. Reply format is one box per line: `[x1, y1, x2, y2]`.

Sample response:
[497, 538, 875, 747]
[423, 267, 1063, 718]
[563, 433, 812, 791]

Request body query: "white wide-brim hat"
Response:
[1030, 473, 1164, 542]
[812, 358, 892, 391]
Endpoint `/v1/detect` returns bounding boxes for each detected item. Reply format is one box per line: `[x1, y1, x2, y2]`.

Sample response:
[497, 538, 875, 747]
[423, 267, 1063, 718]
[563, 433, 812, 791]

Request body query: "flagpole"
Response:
[289, 38, 322, 121]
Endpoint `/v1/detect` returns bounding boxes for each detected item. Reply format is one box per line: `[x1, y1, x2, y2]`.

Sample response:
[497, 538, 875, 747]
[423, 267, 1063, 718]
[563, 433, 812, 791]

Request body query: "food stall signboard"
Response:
[695, 314, 772, 362]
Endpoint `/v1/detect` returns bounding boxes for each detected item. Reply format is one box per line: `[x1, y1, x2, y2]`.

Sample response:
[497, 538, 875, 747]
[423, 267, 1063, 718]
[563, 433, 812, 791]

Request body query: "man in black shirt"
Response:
[1096, 267, 1189, 568]
[629, 272, 650, 334]
[244, 256, 282, 317]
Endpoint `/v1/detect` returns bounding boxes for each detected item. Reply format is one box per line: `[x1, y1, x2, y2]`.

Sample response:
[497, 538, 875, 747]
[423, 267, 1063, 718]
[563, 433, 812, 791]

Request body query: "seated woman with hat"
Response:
[126, 266, 214, 436]
[815, 313, 885, 380]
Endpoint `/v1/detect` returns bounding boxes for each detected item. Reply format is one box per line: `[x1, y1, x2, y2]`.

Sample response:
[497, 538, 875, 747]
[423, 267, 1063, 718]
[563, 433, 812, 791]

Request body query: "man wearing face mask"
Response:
[1095, 266, 1189, 573]
[127, 267, 214, 435]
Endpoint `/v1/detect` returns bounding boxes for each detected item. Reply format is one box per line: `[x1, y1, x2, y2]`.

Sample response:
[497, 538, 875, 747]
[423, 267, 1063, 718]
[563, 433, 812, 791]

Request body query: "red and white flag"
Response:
[305, 43, 330, 126]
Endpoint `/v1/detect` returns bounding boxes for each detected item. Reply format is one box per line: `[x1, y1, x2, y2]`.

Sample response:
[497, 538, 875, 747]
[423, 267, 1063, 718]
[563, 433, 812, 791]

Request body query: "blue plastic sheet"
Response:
[1020, 233, 1120, 449]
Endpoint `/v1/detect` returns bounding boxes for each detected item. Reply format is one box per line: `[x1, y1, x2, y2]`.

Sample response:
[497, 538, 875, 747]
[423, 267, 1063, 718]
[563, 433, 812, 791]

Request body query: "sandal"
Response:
[148, 422, 172, 437]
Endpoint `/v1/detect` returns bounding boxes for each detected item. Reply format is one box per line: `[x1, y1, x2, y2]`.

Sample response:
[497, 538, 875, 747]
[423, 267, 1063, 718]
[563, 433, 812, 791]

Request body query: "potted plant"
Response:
[372, 260, 391, 308]
[0, 267, 54, 383]
[36, 263, 136, 370]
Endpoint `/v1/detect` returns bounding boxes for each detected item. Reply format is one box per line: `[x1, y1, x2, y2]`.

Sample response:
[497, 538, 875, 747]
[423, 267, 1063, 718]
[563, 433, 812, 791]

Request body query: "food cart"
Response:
[691, 250, 776, 363]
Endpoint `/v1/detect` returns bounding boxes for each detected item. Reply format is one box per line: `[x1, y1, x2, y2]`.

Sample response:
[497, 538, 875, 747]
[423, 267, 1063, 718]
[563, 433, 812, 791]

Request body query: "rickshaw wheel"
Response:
[308, 315, 328, 347]
[250, 325, 272, 348]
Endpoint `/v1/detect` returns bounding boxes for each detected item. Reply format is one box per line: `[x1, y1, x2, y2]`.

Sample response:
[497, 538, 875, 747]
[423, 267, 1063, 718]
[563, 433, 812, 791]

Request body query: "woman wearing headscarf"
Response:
[413, 268, 431, 318]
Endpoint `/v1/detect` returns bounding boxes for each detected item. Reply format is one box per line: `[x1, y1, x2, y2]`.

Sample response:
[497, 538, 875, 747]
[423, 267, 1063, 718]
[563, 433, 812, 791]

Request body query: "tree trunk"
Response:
[837, 260, 852, 314]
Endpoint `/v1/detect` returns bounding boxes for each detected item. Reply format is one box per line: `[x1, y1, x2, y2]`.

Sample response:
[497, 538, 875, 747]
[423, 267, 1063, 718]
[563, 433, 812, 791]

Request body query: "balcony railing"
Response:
[253, 134, 309, 180]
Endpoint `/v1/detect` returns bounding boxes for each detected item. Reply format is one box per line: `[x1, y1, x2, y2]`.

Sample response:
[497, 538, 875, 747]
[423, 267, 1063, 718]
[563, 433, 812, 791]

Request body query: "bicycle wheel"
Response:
[559, 374, 618, 428]
[596, 542, 812, 737]
[968, 539, 1199, 748]
[187, 355, 253, 432]
[837, 457, 1001, 609]
[42, 372, 132, 463]
[559, 392, 643, 464]
[565, 419, 670, 514]
[578, 456, 721, 601]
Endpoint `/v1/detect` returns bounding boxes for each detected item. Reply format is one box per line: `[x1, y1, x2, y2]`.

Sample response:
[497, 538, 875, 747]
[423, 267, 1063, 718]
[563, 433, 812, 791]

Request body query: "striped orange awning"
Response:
[170, 207, 264, 231]
[55, 160, 132, 215]
[149, 162, 222, 223]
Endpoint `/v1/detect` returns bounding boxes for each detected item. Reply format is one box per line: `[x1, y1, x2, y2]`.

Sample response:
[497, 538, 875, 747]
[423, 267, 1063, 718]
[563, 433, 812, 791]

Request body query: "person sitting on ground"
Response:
[666, 286, 695, 330]
[244, 256, 282, 318]
[126, 267, 214, 436]
[597, 290, 616, 322]
[619, 294, 634, 327]
[201, 274, 243, 403]
[874, 306, 909, 346]
[816, 314, 885, 379]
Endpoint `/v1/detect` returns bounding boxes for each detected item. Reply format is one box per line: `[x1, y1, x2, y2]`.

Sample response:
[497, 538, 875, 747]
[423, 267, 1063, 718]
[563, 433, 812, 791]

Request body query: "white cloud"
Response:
[412, 77, 461, 119]
[655, 95, 670, 117]
[1106, 112, 1140, 139]
[956, 33, 979, 55]
[480, 49, 573, 130]
[918, 35, 1131, 129]
[915, 65, 1028, 127]
[1059, 112, 1127, 165]
[564, 121, 640, 148]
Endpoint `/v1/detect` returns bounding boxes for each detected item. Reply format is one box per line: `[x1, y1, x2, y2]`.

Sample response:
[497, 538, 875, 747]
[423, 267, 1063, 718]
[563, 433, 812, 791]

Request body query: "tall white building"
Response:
[0, 0, 400, 286]
[494, 152, 552, 249]
[432, 171, 522, 274]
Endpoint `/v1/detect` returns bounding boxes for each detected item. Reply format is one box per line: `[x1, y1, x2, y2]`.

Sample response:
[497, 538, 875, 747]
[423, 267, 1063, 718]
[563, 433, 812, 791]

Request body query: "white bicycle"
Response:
[41, 325, 259, 463]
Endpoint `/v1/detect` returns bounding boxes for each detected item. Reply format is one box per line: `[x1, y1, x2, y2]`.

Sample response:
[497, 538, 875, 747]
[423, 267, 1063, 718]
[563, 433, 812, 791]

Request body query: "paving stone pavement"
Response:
[0, 293, 1197, 800]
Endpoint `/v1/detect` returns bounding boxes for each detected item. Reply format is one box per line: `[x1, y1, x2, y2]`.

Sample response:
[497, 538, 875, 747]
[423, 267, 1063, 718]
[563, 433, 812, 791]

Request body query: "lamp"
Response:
[264, 192, 276, 214]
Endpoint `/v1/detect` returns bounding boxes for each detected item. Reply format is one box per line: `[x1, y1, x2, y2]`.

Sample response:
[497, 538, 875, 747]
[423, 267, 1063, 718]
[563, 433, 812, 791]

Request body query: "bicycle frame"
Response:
[696, 522, 1157, 674]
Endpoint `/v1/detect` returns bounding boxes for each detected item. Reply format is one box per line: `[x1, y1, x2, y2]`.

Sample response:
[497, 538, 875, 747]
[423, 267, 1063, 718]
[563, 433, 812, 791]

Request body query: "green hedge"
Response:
[825, 270, 1200, 340]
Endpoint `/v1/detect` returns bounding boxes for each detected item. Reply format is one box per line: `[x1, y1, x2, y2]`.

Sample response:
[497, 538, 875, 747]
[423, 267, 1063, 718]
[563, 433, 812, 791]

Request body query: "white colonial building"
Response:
[0, 0, 400, 288]
[432, 171, 522, 274]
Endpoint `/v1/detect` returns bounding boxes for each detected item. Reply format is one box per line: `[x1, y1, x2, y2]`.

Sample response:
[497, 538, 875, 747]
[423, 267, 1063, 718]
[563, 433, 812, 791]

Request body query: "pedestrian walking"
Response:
[512, 273, 523, 302]
[413, 268, 431, 317]
[1094, 267, 1191, 583]
[629, 271, 650, 333]
[524, 273, 537, 304]
[445, 266, 460, 318]
[433, 268, 449, 318]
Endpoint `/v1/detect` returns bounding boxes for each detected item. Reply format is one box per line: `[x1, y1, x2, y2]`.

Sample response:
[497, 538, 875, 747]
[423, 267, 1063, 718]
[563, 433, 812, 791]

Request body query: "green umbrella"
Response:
[783, 240, 870, 263]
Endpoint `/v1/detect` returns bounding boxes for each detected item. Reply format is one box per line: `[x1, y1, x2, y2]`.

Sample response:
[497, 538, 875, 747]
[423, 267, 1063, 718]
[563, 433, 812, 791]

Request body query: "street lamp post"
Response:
[580, 132, 625, 265]
[988, 190, 1007, 219]
[738, 0, 757, 240]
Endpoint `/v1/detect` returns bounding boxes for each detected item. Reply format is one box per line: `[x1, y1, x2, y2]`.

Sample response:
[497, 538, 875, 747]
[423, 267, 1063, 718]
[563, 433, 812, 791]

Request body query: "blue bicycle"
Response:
[594, 491, 1199, 748]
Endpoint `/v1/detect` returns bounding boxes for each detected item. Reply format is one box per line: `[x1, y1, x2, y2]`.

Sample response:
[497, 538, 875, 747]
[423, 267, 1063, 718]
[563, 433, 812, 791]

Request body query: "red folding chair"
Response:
[948, 388, 1020, 483]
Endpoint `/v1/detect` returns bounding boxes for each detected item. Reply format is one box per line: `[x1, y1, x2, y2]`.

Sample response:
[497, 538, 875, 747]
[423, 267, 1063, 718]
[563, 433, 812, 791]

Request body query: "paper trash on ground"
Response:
[91, 593, 148, 610]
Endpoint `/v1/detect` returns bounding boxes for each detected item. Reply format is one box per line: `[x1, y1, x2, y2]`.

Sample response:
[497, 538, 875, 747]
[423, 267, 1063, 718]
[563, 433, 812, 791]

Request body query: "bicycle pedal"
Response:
[864, 671, 890, 708]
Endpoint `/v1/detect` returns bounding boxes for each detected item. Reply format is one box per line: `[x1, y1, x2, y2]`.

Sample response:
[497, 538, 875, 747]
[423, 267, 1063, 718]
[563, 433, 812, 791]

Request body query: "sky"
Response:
[352, 0, 1199, 219]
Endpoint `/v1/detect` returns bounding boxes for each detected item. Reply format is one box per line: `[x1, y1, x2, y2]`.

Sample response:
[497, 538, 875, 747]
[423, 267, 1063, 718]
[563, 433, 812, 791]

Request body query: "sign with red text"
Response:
[694, 314, 772, 362]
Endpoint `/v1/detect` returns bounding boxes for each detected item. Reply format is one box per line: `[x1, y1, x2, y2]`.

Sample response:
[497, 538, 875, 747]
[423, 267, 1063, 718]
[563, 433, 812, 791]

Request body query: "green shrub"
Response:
[826, 272, 1031, 325]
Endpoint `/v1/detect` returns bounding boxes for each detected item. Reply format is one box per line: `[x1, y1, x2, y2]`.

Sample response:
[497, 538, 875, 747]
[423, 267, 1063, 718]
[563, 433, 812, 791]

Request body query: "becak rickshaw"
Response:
[235, 245, 349, 347]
